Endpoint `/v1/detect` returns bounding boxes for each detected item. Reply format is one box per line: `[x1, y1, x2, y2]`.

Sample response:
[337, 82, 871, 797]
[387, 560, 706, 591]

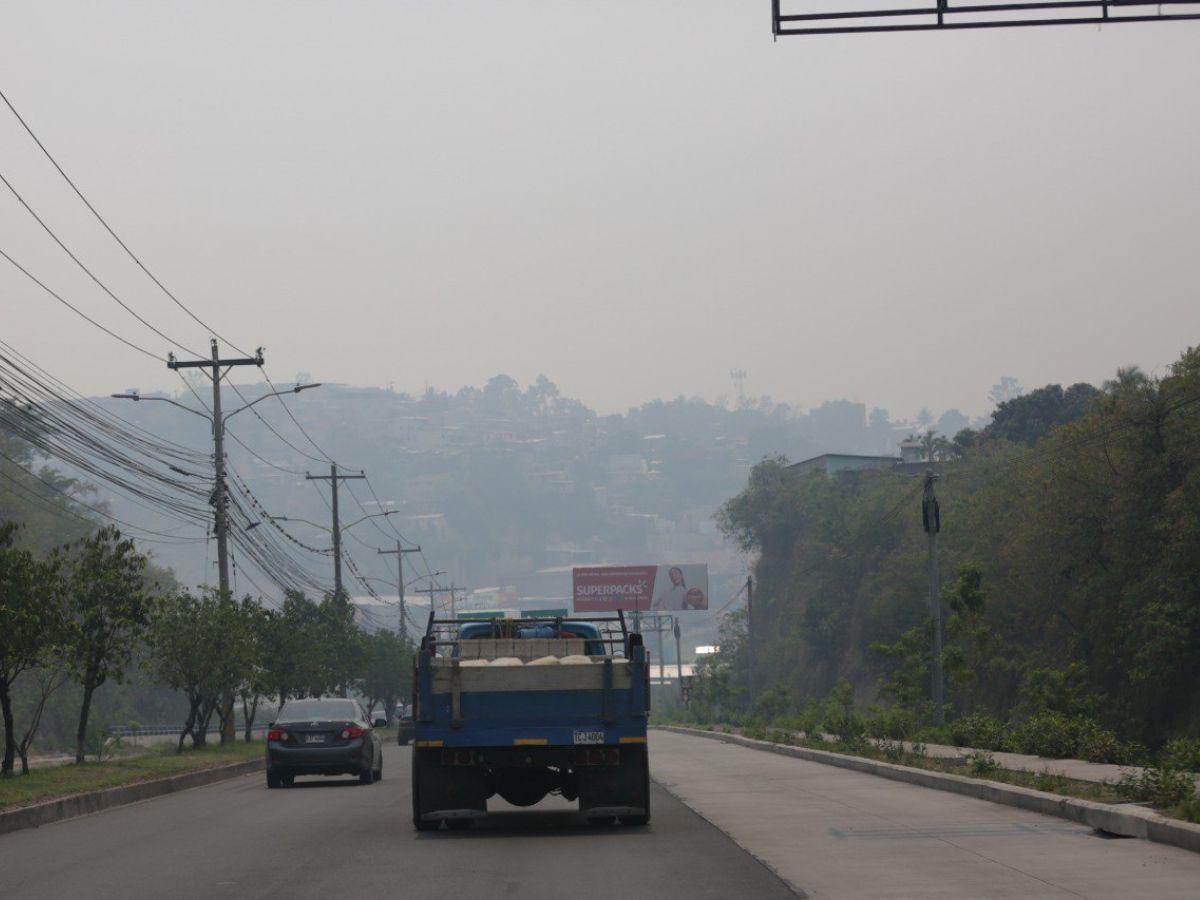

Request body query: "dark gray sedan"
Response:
[266, 698, 385, 788]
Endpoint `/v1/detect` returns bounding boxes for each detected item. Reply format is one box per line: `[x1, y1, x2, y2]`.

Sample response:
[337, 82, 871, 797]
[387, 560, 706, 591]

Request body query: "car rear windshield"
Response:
[276, 699, 358, 723]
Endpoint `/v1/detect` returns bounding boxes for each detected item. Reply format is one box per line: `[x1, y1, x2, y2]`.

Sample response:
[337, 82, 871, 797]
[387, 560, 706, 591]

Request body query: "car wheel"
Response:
[267, 770, 281, 789]
[359, 766, 374, 785]
[374, 765, 383, 781]
[446, 818, 471, 831]
[281, 773, 295, 787]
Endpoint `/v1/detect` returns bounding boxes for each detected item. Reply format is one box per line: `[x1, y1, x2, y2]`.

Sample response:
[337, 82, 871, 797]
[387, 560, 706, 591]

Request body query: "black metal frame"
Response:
[773, 0, 1200, 36]
[421, 610, 631, 655]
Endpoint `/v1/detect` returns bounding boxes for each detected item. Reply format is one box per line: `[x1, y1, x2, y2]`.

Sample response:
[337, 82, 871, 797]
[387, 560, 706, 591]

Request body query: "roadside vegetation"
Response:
[1, 420, 413, 780]
[690, 347, 1200, 765]
[0, 739, 262, 811]
[670, 353, 1200, 824]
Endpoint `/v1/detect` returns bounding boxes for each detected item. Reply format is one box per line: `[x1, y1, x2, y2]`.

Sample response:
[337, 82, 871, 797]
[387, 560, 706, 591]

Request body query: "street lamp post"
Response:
[113, 371, 320, 743]
[113, 379, 321, 599]
[269, 510, 402, 601]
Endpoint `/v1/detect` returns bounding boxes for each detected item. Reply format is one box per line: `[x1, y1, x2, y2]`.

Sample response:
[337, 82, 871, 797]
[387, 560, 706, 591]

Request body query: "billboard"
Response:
[572, 565, 709, 613]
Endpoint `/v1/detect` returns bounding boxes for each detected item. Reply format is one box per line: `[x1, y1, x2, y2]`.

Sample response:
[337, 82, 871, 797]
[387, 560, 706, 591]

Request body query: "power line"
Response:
[0, 450, 205, 543]
[0, 245, 165, 362]
[0, 85, 253, 357]
[0, 167, 203, 358]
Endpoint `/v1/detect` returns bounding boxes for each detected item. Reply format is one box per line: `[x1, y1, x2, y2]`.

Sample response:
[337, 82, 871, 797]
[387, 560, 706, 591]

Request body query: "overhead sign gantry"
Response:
[772, 0, 1200, 36]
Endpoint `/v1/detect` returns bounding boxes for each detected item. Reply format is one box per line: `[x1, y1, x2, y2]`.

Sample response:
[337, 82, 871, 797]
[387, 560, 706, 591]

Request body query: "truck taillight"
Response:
[268, 729, 289, 742]
[574, 748, 619, 766]
[340, 726, 366, 740]
[441, 749, 475, 766]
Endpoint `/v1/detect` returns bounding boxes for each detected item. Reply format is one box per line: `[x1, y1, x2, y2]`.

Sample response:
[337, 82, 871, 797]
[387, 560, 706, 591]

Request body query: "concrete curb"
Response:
[0, 757, 264, 837]
[655, 726, 1200, 855]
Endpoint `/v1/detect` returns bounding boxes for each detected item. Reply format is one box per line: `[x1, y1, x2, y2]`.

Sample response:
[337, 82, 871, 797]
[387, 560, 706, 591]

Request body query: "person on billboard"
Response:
[653, 566, 693, 610]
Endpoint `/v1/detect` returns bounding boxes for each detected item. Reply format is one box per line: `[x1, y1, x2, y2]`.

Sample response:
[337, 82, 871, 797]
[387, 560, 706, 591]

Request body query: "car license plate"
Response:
[573, 730, 604, 745]
[305, 735, 325, 744]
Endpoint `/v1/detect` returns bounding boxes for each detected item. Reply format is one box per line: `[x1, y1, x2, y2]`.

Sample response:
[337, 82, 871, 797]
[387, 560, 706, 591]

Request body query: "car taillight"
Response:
[340, 726, 366, 739]
[268, 729, 289, 742]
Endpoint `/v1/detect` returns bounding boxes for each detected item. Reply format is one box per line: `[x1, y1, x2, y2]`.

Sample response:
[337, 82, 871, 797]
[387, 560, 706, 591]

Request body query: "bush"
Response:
[866, 706, 916, 741]
[877, 739, 905, 763]
[823, 680, 867, 747]
[752, 685, 791, 722]
[1010, 711, 1134, 763]
[1077, 726, 1138, 766]
[1115, 766, 1196, 808]
[966, 750, 1000, 777]
[767, 728, 794, 746]
[1175, 797, 1200, 824]
[950, 712, 1008, 751]
[792, 703, 824, 739]
[1161, 738, 1200, 773]
[1011, 711, 1078, 759]
[1033, 769, 1070, 794]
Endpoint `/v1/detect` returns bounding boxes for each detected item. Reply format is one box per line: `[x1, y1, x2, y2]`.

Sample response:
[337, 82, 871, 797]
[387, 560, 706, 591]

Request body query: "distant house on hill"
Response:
[788, 445, 934, 478]
[787, 453, 901, 477]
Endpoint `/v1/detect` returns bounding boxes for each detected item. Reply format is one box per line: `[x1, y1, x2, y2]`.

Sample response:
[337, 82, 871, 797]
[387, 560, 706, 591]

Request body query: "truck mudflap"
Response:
[577, 744, 650, 825]
[413, 748, 486, 830]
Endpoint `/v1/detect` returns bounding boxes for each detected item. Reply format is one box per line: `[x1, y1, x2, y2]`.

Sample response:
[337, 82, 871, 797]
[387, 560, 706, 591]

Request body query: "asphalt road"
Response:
[0, 741, 796, 900]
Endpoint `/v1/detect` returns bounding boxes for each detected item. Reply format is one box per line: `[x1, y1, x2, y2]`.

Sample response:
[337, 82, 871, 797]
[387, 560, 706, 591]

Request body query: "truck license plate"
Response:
[573, 730, 604, 745]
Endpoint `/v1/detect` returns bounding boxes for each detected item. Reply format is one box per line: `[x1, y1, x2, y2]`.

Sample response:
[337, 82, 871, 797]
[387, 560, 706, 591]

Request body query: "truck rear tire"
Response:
[412, 749, 439, 831]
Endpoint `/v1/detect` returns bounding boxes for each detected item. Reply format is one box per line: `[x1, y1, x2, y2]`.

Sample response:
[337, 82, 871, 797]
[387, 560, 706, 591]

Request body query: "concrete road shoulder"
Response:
[655, 725, 1200, 855]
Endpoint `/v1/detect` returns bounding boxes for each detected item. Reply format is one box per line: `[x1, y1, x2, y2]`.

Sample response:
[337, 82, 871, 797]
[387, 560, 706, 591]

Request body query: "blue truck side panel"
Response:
[414, 643, 649, 749]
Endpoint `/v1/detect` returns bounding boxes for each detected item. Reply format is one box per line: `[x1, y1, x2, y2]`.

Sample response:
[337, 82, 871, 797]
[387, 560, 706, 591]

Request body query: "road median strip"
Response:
[0, 757, 264, 837]
[655, 725, 1200, 855]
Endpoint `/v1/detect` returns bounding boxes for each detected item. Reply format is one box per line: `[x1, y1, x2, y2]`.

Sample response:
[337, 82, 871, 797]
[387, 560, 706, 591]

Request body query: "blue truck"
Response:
[411, 613, 650, 830]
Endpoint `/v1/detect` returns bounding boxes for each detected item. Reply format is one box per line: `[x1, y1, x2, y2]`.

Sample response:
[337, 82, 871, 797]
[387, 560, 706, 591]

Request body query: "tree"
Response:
[988, 376, 1023, 406]
[261, 590, 363, 705]
[0, 523, 63, 776]
[15, 667, 70, 774]
[150, 589, 255, 751]
[62, 528, 160, 763]
[981, 382, 1100, 446]
[236, 599, 272, 742]
[359, 629, 410, 723]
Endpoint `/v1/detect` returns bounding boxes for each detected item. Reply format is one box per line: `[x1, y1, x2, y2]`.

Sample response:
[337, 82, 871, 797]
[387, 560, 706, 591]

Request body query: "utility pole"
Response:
[305, 464, 365, 600]
[167, 339, 264, 744]
[923, 469, 944, 726]
[673, 618, 684, 701]
[167, 340, 264, 600]
[638, 614, 674, 694]
[745, 574, 754, 700]
[378, 542, 421, 634]
[416, 584, 466, 620]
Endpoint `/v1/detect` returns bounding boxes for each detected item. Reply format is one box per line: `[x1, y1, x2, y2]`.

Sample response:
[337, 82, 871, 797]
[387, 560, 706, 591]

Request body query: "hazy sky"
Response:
[3, 1, 1198, 420]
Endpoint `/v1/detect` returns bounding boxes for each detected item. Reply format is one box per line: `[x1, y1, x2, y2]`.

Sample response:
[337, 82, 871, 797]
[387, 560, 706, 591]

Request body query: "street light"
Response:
[112, 383, 321, 429]
[112, 383, 324, 593]
[268, 509, 397, 537]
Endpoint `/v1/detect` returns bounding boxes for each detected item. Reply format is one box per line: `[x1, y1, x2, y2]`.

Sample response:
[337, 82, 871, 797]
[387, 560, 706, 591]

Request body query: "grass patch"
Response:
[0, 740, 262, 811]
